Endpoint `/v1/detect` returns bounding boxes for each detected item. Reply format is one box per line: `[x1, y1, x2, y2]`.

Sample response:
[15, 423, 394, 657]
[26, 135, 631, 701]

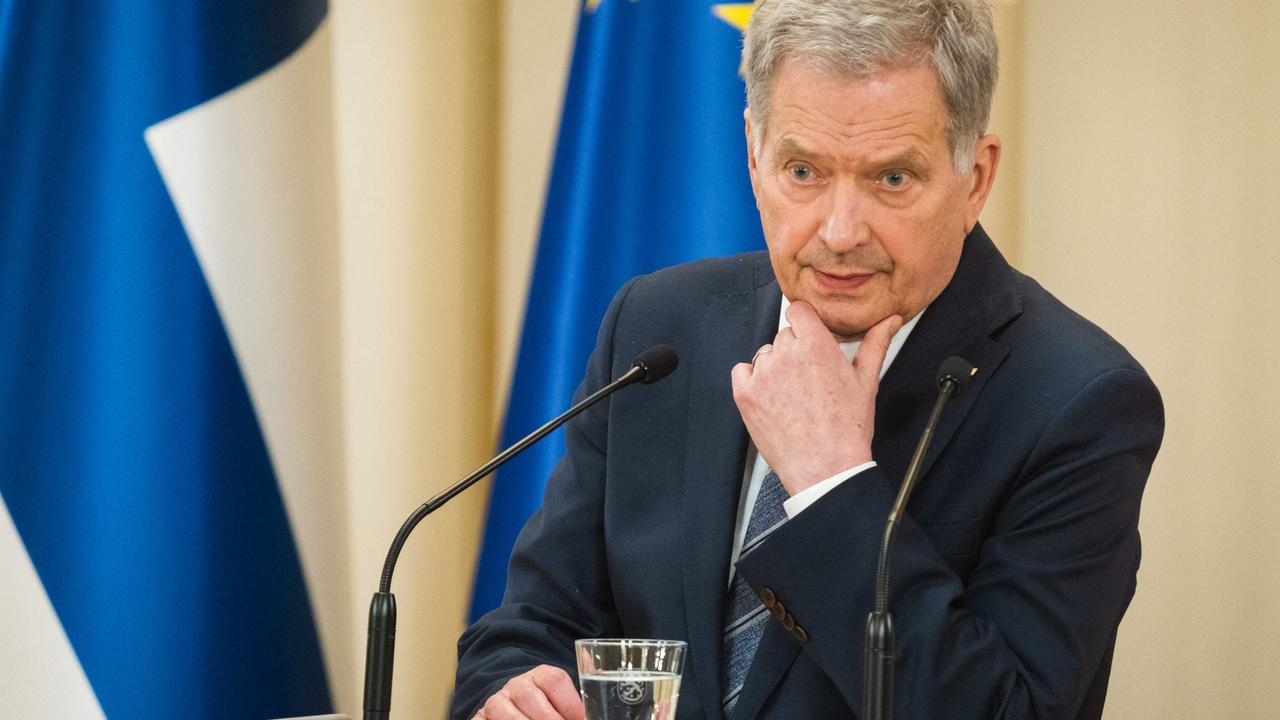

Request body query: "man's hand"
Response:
[473, 664, 585, 720]
[731, 301, 902, 495]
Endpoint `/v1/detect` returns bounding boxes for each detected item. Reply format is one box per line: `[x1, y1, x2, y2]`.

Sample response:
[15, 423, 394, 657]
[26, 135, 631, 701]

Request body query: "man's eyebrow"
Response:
[774, 136, 822, 159]
[773, 136, 933, 172]
[873, 149, 931, 170]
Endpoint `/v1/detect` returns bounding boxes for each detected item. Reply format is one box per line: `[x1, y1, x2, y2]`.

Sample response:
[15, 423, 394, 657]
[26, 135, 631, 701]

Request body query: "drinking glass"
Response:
[575, 638, 687, 720]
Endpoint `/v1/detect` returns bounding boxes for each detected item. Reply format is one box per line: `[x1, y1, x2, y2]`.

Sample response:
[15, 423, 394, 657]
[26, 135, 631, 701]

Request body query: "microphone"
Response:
[862, 356, 976, 720]
[630, 344, 679, 384]
[362, 345, 679, 720]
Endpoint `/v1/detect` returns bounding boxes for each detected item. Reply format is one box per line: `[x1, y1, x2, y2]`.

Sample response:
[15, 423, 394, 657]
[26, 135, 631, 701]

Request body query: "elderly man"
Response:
[451, 1, 1163, 718]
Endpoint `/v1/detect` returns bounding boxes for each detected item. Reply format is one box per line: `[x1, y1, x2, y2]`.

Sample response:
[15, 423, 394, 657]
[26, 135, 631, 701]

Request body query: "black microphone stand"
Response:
[862, 357, 975, 720]
[362, 347, 677, 720]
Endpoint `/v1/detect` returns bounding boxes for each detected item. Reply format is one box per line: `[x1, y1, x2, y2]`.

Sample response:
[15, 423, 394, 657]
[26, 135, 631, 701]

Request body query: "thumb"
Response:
[853, 314, 903, 384]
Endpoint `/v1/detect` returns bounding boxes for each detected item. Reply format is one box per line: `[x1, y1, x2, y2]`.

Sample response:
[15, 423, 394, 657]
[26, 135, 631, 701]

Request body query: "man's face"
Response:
[746, 61, 998, 339]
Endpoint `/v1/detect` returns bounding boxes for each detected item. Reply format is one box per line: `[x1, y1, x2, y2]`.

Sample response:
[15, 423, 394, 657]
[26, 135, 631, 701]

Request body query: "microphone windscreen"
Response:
[936, 355, 976, 394]
[632, 345, 679, 384]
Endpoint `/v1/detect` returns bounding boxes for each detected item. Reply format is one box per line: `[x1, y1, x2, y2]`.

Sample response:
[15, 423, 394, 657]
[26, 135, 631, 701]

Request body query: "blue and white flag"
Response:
[0, 2, 346, 717]
[470, 2, 764, 619]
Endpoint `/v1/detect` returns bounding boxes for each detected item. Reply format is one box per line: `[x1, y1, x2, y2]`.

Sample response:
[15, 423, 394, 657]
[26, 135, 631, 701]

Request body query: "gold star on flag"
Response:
[587, 0, 754, 26]
[712, 3, 754, 31]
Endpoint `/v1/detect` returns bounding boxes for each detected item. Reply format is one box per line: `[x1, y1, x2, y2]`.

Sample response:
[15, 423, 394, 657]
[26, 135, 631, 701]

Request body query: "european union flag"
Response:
[0, 2, 333, 717]
[470, 2, 765, 619]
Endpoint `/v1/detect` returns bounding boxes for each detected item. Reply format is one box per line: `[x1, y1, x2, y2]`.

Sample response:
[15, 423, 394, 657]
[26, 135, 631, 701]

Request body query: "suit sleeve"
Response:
[448, 279, 640, 720]
[734, 366, 1164, 719]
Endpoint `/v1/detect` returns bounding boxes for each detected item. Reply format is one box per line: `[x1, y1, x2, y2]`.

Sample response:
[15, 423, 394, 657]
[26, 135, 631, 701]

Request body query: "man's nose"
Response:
[815, 180, 872, 253]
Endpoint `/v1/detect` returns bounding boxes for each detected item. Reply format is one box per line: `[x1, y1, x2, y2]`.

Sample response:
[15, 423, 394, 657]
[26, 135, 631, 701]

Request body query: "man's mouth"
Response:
[812, 268, 877, 292]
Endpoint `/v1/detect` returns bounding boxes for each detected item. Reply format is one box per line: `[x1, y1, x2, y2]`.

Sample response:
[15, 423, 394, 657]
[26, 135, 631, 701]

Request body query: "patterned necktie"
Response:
[721, 468, 789, 717]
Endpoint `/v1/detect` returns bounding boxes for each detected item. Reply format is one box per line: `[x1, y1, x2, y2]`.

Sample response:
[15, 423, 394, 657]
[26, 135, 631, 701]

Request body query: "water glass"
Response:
[575, 638, 687, 720]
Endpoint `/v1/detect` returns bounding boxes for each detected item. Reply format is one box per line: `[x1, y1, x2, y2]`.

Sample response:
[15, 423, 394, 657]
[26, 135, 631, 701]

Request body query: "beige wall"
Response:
[329, 1, 1280, 717]
[1011, 3, 1280, 717]
[332, 1, 499, 716]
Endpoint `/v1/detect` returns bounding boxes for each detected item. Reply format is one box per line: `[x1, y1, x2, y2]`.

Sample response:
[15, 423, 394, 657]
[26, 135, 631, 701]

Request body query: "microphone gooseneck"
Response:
[362, 346, 679, 720]
[863, 356, 976, 720]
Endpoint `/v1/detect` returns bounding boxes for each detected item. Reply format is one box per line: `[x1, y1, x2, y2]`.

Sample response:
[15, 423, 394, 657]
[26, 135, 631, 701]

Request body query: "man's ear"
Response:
[964, 133, 1001, 231]
[745, 108, 760, 197]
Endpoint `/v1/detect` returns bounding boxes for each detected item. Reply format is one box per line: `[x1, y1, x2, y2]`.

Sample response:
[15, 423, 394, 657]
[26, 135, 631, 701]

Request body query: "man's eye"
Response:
[882, 171, 909, 188]
[789, 164, 813, 181]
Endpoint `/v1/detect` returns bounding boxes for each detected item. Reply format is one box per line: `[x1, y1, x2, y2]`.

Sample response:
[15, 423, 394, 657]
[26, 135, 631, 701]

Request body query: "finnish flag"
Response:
[1, 2, 346, 717]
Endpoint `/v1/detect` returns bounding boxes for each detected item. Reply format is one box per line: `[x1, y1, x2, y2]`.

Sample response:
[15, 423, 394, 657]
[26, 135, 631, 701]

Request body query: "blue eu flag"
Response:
[470, 2, 765, 619]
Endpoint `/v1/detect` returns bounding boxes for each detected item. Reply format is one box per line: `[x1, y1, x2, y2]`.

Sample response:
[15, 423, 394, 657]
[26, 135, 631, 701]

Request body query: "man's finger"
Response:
[751, 343, 775, 367]
[731, 361, 754, 395]
[773, 324, 797, 349]
[532, 665, 586, 720]
[507, 672, 562, 719]
[853, 314, 903, 383]
[783, 300, 826, 338]
[480, 692, 531, 720]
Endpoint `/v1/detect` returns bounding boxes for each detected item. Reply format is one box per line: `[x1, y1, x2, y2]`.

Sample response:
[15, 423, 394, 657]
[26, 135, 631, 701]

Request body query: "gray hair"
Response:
[742, 0, 998, 172]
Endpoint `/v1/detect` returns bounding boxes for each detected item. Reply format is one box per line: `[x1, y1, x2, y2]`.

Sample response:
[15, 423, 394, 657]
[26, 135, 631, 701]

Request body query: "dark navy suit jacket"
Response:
[452, 226, 1164, 719]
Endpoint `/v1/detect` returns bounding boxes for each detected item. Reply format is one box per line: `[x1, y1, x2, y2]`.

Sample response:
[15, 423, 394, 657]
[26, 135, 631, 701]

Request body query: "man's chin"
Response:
[785, 286, 894, 340]
[790, 282, 894, 340]
[812, 309, 877, 342]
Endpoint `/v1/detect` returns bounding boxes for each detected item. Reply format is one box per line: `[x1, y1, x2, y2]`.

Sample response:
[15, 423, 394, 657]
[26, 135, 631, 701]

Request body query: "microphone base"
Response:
[862, 610, 894, 720]
[363, 592, 397, 720]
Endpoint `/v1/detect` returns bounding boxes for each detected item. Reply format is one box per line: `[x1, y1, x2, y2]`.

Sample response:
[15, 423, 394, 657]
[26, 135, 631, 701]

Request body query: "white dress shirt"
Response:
[727, 297, 923, 580]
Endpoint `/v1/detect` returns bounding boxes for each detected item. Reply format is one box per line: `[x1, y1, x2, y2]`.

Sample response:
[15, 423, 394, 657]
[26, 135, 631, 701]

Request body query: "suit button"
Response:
[759, 588, 777, 609]
[793, 625, 808, 642]
[771, 601, 786, 620]
[782, 614, 796, 631]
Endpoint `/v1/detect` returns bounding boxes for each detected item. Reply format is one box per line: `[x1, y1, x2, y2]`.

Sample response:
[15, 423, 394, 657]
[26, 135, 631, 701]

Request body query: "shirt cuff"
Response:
[782, 461, 878, 518]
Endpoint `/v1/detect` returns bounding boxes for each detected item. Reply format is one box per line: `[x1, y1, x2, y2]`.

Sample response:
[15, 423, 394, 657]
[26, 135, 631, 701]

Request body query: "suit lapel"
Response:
[872, 226, 1021, 486]
[681, 255, 781, 720]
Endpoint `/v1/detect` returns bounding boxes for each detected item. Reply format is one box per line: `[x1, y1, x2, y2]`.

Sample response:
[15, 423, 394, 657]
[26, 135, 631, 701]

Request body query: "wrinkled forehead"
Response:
[758, 61, 951, 154]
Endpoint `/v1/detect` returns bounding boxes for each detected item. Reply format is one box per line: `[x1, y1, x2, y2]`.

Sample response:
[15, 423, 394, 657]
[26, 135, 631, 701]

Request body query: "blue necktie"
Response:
[721, 468, 789, 716]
